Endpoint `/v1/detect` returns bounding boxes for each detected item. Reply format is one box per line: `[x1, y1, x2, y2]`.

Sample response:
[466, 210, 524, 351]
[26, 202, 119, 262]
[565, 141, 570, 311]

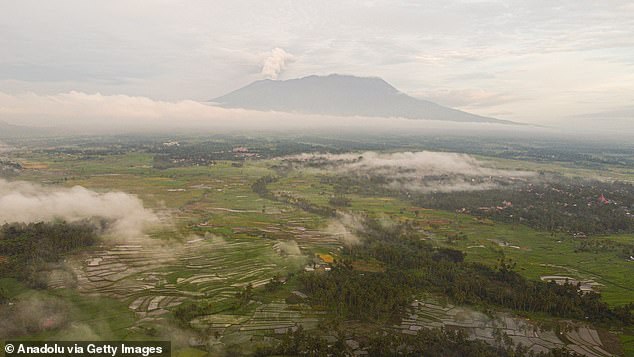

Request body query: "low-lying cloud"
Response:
[1, 90, 627, 140]
[0, 141, 12, 153]
[0, 179, 159, 238]
[0, 294, 69, 338]
[0, 91, 532, 134]
[274, 240, 302, 256]
[284, 151, 534, 193]
[326, 213, 364, 246]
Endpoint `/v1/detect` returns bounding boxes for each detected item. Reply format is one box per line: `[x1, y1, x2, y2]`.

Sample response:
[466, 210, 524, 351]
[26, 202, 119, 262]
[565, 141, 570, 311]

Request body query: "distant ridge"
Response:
[0, 121, 47, 138]
[212, 74, 514, 124]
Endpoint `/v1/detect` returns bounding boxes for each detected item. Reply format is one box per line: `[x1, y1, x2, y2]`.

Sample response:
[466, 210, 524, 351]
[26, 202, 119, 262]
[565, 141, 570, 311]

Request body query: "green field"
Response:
[2, 145, 633, 356]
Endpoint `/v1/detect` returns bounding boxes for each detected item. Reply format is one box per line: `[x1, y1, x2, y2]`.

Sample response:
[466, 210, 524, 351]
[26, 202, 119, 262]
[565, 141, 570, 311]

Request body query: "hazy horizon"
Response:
[1, 1, 633, 133]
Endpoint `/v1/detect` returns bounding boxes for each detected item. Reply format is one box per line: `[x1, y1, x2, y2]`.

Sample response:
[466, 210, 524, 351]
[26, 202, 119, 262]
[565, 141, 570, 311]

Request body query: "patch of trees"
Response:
[299, 268, 413, 322]
[255, 325, 583, 357]
[149, 139, 346, 169]
[364, 328, 583, 357]
[235, 283, 254, 307]
[277, 192, 337, 218]
[576, 238, 634, 259]
[172, 298, 242, 326]
[328, 195, 351, 207]
[0, 158, 21, 176]
[173, 300, 213, 325]
[299, 219, 633, 326]
[251, 175, 277, 199]
[152, 154, 217, 169]
[173, 284, 255, 326]
[322, 174, 634, 236]
[356, 135, 634, 169]
[264, 275, 285, 292]
[0, 221, 97, 284]
[413, 178, 634, 235]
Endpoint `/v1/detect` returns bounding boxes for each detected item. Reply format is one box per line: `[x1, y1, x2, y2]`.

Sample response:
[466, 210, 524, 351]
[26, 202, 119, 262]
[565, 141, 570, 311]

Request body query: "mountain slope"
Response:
[212, 74, 513, 124]
[0, 121, 47, 138]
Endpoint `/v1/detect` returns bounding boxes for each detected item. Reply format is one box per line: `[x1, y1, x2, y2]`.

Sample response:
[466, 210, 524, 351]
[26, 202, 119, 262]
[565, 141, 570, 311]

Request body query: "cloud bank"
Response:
[284, 151, 534, 193]
[0, 90, 516, 132]
[1, 90, 630, 140]
[0, 179, 159, 238]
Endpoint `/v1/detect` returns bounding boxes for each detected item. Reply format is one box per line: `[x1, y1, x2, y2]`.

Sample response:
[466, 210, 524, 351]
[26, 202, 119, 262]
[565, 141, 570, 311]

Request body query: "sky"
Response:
[1, 0, 633, 128]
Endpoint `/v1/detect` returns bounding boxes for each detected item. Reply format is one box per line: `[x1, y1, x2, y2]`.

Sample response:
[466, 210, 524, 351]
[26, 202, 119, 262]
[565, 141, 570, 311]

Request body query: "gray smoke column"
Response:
[0, 179, 159, 238]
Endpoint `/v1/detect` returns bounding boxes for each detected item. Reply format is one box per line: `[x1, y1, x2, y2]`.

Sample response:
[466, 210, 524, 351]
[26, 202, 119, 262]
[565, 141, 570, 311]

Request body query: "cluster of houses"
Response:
[232, 146, 259, 159]
[304, 253, 334, 272]
[0, 158, 21, 174]
[459, 200, 513, 214]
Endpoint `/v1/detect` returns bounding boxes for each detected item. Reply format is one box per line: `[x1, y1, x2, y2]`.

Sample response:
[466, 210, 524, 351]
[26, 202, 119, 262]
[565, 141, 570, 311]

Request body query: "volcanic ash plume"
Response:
[261, 48, 295, 79]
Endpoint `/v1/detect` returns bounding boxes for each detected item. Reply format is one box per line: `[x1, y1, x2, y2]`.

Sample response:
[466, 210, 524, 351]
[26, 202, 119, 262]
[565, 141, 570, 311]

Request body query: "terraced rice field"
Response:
[7, 151, 633, 355]
[67, 234, 303, 327]
[237, 301, 320, 333]
[397, 298, 615, 357]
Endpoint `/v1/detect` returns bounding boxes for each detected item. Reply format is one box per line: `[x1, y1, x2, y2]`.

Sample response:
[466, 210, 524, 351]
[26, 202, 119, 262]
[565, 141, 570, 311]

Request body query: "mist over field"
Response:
[0, 179, 159, 238]
[284, 151, 534, 193]
[0, 141, 11, 152]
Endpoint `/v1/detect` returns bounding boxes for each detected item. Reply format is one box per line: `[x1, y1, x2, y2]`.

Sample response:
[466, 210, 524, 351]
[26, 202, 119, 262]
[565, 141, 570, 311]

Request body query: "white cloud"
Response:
[0, 90, 510, 131]
[283, 151, 535, 193]
[1, 90, 632, 138]
[0, 179, 159, 238]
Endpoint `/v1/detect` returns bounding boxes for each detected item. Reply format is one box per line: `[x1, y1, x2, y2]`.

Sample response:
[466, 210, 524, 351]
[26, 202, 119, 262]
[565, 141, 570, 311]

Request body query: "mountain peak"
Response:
[248, 74, 398, 92]
[212, 74, 512, 124]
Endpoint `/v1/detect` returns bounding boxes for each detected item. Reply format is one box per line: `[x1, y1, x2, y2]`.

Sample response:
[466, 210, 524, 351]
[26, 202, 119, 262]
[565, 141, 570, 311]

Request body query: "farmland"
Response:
[1, 135, 633, 356]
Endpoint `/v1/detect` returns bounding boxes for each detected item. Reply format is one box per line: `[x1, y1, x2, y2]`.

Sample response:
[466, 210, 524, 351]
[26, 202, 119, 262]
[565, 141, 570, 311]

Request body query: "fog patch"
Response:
[0, 141, 13, 153]
[385, 180, 499, 193]
[33, 264, 78, 290]
[0, 91, 546, 136]
[284, 151, 534, 193]
[0, 179, 160, 239]
[58, 323, 102, 340]
[0, 294, 69, 338]
[326, 213, 365, 246]
[274, 240, 302, 256]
